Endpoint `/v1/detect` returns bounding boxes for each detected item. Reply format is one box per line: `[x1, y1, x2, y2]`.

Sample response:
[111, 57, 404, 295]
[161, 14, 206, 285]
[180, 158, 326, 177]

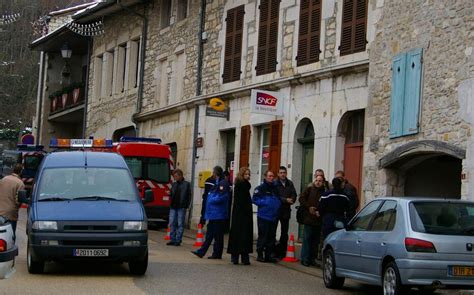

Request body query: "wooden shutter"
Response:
[340, 0, 367, 56]
[239, 125, 251, 168]
[297, 0, 322, 66]
[390, 49, 423, 138]
[402, 48, 423, 135]
[256, 0, 280, 75]
[223, 5, 245, 83]
[389, 53, 406, 138]
[268, 120, 282, 175]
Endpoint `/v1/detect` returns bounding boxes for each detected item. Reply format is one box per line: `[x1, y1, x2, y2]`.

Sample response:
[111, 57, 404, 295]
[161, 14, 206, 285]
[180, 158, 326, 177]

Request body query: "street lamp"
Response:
[61, 43, 72, 59]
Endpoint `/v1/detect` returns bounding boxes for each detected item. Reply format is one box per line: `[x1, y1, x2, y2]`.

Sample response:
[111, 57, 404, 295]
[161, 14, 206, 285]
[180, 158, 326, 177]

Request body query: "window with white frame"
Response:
[259, 126, 270, 182]
[94, 55, 103, 99]
[129, 38, 141, 89]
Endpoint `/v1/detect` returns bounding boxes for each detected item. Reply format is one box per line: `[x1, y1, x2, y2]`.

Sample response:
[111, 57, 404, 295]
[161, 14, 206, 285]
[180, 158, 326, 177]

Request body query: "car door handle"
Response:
[381, 242, 386, 246]
[356, 240, 361, 245]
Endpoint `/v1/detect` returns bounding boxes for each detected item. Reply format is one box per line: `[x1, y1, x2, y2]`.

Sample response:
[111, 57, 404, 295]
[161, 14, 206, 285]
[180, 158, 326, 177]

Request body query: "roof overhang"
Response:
[72, 0, 146, 23]
[30, 24, 89, 55]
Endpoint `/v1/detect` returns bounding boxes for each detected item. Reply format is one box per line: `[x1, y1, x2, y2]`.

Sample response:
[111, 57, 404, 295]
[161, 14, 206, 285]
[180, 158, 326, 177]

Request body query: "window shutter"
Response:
[353, 0, 367, 52]
[239, 125, 251, 168]
[223, 6, 245, 83]
[340, 0, 367, 56]
[256, 0, 280, 75]
[268, 120, 282, 175]
[402, 48, 423, 135]
[389, 53, 406, 138]
[297, 0, 321, 66]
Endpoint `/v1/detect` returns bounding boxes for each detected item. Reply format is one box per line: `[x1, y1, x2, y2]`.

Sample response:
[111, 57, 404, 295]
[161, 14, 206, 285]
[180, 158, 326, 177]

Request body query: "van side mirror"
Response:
[143, 190, 154, 204]
[18, 190, 29, 204]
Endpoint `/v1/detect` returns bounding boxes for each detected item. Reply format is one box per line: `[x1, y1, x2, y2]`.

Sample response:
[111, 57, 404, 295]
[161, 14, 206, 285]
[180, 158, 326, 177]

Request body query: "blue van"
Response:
[25, 151, 152, 275]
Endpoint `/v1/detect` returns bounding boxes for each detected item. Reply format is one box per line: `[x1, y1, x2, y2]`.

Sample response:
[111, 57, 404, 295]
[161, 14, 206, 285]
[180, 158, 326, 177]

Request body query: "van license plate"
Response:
[73, 249, 109, 257]
[449, 266, 474, 277]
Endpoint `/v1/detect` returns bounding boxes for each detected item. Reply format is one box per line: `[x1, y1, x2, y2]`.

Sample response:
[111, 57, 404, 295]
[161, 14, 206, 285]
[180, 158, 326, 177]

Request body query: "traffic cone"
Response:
[282, 234, 299, 262]
[193, 224, 204, 247]
[164, 225, 171, 241]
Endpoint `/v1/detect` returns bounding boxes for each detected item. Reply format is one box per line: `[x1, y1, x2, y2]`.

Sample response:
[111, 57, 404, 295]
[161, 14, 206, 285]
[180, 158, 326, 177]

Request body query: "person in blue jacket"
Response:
[192, 166, 230, 259]
[252, 170, 281, 263]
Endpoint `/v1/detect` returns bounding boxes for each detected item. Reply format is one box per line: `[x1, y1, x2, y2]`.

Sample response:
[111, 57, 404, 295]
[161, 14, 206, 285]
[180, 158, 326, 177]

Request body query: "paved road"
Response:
[2, 211, 471, 294]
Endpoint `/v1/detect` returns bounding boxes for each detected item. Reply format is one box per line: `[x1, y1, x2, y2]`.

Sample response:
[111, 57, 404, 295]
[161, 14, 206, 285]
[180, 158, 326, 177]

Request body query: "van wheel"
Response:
[27, 241, 44, 274]
[129, 251, 148, 275]
[323, 249, 345, 289]
[383, 262, 407, 295]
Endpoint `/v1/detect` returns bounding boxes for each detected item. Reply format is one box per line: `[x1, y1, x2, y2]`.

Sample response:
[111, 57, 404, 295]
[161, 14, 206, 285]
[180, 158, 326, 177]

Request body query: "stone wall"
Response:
[364, 0, 474, 200]
[86, 10, 143, 138]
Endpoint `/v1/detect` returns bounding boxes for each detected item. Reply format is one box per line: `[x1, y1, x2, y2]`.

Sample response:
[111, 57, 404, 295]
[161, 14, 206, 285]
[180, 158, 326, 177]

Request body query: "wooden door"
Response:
[344, 142, 363, 197]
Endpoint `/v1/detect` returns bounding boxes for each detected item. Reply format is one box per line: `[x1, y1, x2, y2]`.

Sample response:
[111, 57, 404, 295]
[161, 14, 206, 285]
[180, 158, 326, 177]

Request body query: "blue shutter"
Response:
[389, 53, 407, 138]
[402, 48, 423, 135]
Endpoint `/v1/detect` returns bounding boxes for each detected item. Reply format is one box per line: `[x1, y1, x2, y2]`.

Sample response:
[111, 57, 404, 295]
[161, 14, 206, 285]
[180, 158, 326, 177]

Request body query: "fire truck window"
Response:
[124, 157, 143, 179]
[147, 158, 170, 183]
[24, 156, 42, 171]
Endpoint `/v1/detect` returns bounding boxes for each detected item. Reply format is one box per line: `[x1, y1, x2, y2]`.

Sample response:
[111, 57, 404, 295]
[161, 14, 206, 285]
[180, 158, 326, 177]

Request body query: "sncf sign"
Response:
[256, 92, 278, 107]
[251, 89, 283, 116]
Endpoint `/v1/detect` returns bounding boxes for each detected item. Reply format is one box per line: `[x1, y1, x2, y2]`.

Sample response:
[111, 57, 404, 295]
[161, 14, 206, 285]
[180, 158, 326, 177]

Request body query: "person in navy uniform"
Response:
[192, 166, 230, 259]
[252, 170, 281, 263]
[318, 177, 350, 239]
[199, 174, 216, 225]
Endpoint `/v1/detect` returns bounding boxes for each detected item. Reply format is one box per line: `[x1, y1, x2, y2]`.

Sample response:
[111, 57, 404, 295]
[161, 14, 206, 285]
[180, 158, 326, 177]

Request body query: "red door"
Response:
[344, 142, 363, 198]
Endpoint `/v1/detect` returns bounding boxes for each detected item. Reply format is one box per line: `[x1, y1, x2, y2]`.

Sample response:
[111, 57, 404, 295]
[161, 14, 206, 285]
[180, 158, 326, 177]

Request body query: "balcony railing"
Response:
[49, 84, 85, 115]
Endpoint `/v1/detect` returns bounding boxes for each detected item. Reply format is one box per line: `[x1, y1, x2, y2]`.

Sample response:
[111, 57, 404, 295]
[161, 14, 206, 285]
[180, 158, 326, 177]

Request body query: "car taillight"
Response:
[0, 239, 6, 252]
[405, 238, 437, 253]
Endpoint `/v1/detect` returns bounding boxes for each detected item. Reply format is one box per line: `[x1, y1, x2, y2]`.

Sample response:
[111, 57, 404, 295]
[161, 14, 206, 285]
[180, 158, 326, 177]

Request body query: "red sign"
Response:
[256, 92, 278, 107]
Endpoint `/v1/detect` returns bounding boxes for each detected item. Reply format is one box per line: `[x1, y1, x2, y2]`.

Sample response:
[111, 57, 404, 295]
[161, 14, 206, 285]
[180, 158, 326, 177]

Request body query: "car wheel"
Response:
[27, 241, 44, 274]
[323, 249, 345, 289]
[129, 251, 148, 275]
[383, 262, 407, 295]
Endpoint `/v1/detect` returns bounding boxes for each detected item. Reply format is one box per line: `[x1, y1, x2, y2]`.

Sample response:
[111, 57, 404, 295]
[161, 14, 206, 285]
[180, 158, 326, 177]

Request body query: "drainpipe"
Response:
[35, 51, 46, 144]
[82, 38, 92, 138]
[117, 0, 148, 136]
[188, 0, 207, 227]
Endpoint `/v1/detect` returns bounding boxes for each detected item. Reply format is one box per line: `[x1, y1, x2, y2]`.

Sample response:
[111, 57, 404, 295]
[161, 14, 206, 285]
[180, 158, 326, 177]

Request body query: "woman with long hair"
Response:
[227, 167, 253, 265]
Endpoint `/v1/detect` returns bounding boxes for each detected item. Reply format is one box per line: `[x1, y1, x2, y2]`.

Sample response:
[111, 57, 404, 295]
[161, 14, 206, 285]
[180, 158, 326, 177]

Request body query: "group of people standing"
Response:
[167, 164, 359, 267]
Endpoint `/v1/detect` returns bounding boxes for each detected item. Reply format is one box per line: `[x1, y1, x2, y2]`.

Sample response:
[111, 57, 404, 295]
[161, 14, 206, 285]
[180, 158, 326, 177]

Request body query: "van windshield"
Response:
[37, 168, 137, 201]
[410, 201, 474, 236]
[124, 157, 170, 184]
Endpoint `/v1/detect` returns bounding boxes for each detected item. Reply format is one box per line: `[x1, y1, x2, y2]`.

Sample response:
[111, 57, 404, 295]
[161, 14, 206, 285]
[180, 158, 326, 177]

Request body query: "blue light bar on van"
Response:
[119, 137, 162, 144]
[50, 138, 113, 148]
[16, 144, 44, 151]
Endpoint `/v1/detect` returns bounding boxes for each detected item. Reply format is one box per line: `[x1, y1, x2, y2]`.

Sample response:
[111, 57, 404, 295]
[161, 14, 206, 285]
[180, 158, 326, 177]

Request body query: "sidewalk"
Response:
[159, 226, 324, 279]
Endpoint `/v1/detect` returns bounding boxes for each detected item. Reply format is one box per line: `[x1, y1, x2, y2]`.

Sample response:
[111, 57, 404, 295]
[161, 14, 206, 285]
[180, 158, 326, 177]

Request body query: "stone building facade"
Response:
[363, 0, 474, 201]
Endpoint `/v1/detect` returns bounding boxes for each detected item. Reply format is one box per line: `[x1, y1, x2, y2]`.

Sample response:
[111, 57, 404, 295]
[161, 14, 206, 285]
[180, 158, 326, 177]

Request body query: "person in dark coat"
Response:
[335, 170, 359, 220]
[274, 166, 297, 259]
[199, 174, 216, 225]
[223, 170, 233, 233]
[252, 170, 281, 263]
[298, 175, 325, 267]
[227, 167, 253, 265]
[167, 169, 191, 246]
[318, 177, 350, 239]
[192, 166, 230, 259]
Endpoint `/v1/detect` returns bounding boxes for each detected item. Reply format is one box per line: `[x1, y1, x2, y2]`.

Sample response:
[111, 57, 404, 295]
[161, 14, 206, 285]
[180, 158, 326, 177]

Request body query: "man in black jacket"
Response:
[274, 166, 297, 259]
[167, 169, 191, 246]
[335, 170, 359, 220]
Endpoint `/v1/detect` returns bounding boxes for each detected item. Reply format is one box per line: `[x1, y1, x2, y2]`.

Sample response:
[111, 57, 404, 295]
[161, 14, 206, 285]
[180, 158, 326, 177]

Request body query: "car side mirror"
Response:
[334, 220, 346, 230]
[18, 190, 29, 204]
[143, 190, 154, 204]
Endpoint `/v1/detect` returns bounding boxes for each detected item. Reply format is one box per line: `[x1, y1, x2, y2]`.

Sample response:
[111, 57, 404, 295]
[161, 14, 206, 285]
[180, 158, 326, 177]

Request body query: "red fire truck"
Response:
[115, 137, 174, 222]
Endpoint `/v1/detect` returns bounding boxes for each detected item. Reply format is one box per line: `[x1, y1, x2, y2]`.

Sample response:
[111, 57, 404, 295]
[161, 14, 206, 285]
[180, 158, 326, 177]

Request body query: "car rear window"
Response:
[410, 201, 474, 236]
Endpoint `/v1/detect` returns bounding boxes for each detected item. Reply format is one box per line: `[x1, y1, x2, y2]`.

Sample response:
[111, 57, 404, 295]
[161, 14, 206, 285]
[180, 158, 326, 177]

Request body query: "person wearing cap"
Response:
[0, 163, 25, 236]
[192, 166, 230, 259]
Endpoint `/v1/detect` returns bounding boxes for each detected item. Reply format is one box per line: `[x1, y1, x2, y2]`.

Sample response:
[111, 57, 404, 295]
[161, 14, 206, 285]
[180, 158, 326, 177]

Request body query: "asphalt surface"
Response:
[2, 210, 472, 295]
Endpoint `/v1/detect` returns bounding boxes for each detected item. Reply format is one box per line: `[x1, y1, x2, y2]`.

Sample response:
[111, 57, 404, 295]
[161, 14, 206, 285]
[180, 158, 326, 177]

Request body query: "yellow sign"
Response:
[209, 97, 226, 112]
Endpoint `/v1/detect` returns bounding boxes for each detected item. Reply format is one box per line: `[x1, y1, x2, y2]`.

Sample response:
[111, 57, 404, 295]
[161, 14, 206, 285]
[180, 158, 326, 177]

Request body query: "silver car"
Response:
[322, 197, 474, 294]
[0, 216, 18, 279]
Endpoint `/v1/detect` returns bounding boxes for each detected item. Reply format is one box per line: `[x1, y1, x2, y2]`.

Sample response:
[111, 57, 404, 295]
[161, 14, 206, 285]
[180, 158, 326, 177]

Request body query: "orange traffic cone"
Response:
[193, 224, 204, 247]
[282, 234, 299, 262]
[164, 225, 171, 241]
